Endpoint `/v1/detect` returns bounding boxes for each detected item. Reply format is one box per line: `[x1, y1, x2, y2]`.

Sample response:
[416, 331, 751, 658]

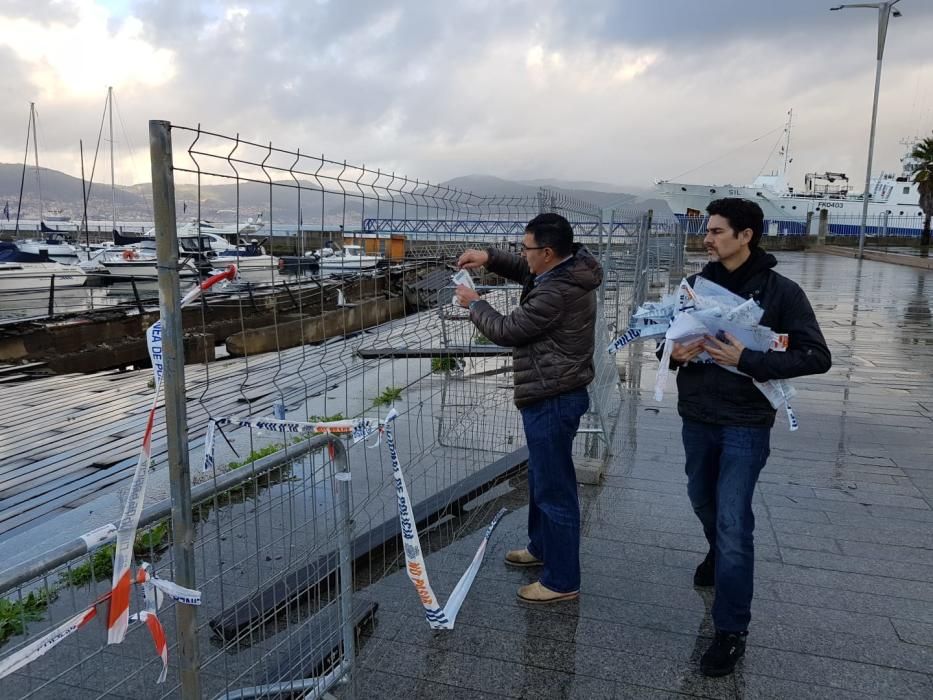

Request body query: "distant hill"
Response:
[520, 178, 656, 197]
[0, 163, 149, 221]
[442, 174, 638, 211]
[0, 163, 669, 223]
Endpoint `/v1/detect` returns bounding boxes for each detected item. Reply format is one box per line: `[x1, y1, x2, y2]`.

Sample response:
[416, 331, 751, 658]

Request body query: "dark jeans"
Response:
[682, 419, 771, 633]
[520, 387, 589, 593]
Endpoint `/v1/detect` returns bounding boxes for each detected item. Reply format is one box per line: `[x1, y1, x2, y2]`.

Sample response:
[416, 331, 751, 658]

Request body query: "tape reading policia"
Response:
[383, 408, 506, 630]
[200, 414, 380, 474]
[107, 267, 234, 646]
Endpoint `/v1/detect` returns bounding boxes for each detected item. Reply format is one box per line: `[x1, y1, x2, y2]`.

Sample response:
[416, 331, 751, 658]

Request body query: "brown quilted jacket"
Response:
[469, 244, 603, 408]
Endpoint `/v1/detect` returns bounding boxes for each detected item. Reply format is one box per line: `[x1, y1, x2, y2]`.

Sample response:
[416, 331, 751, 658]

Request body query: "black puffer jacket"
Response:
[676, 248, 831, 427]
[470, 244, 603, 408]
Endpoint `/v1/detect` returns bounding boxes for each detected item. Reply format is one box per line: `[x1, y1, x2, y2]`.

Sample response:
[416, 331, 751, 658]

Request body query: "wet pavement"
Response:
[343, 251, 933, 699]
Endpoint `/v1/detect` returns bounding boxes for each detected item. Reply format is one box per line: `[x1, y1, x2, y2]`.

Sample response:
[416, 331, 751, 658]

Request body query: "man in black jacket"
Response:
[454, 213, 603, 604]
[670, 198, 831, 677]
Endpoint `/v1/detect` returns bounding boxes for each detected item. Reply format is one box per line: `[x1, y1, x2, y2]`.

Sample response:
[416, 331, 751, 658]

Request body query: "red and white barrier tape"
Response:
[0, 561, 200, 684]
[0, 606, 98, 679]
[129, 563, 202, 683]
[108, 267, 234, 644]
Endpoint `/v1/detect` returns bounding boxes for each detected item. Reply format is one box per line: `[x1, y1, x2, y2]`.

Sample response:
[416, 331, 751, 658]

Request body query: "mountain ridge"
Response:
[0, 163, 669, 222]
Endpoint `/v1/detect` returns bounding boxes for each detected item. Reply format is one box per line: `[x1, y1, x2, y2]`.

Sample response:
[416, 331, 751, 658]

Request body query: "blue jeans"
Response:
[682, 419, 771, 633]
[520, 387, 589, 593]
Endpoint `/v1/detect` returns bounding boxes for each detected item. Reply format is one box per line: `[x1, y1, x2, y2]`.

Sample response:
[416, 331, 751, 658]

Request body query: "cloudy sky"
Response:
[1, 0, 932, 192]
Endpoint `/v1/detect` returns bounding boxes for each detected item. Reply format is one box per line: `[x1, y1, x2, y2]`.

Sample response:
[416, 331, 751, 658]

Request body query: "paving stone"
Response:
[779, 547, 933, 582]
[773, 531, 841, 554]
[764, 505, 832, 523]
[892, 619, 933, 648]
[772, 517, 933, 548]
[740, 645, 933, 698]
[736, 672, 879, 699]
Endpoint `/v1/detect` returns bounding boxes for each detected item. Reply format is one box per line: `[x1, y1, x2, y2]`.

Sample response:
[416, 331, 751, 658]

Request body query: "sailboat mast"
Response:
[782, 108, 793, 176]
[14, 106, 31, 234]
[109, 86, 116, 234]
[80, 139, 90, 250]
[30, 103, 43, 225]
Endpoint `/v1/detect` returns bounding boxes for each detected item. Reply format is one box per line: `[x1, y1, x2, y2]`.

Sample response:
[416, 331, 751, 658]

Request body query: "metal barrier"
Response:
[0, 120, 651, 698]
[0, 433, 359, 699]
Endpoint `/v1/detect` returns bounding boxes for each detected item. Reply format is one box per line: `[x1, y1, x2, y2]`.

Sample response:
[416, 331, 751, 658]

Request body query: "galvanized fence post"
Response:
[333, 441, 356, 699]
[150, 119, 202, 698]
[670, 214, 686, 283]
[597, 216, 607, 307]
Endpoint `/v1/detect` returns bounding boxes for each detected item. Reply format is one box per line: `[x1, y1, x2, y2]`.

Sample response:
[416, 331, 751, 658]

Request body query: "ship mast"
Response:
[782, 108, 793, 176]
[30, 103, 43, 224]
[108, 86, 116, 234]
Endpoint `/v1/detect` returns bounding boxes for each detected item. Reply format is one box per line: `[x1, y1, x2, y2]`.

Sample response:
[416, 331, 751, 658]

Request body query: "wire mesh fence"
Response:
[0, 120, 693, 698]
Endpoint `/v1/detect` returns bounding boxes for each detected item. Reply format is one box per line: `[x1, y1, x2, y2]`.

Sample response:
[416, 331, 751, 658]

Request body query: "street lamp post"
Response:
[830, 1, 901, 259]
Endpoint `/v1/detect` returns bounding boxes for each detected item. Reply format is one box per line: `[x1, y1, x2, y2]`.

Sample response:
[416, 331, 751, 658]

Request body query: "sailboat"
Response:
[2, 103, 86, 287]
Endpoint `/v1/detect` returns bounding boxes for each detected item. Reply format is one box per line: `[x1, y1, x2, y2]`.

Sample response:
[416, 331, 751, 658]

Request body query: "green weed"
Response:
[0, 589, 58, 646]
[431, 356, 459, 373]
[372, 387, 403, 406]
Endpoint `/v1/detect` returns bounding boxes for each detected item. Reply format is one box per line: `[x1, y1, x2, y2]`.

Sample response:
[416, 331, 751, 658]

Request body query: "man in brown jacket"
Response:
[454, 212, 603, 603]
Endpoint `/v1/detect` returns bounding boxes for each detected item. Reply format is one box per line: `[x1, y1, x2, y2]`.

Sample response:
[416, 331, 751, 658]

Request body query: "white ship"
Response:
[308, 244, 382, 271]
[656, 112, 925, 235]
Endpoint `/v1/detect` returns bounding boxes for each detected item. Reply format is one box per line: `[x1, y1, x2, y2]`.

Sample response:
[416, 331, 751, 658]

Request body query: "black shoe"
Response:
[693, 550, 715, 587]
[700, 631, 747, 677]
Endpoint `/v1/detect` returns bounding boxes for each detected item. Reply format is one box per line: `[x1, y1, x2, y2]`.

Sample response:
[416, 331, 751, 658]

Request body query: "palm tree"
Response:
[912, 134, 933, 247]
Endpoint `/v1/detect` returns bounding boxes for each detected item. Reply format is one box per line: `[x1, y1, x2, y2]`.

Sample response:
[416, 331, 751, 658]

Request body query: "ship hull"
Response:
[657, 182, 925, 234]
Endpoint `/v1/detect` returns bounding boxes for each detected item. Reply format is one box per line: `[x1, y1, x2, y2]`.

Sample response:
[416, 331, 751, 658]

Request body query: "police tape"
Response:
[0, 563, 201, 684]
[200, 415, 380, 473]
[108, 266, 236, 645]
[131, 563, 202, 684]
[0, 606, 98, 680]
[613, 277, 801, 431]
[131, 610, 168, 684]
[383, 408, 506, 629]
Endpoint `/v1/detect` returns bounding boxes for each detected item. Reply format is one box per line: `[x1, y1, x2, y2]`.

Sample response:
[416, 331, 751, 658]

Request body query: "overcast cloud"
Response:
[1, 0, 932, 192]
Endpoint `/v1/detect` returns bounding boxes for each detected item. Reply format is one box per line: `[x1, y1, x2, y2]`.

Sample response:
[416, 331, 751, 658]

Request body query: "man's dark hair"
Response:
[525, 212, 574, 257]
[707, 198, 764, 249]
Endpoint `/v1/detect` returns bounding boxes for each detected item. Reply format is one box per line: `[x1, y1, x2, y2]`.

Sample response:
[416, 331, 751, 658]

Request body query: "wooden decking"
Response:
[0, 304, 453, 540]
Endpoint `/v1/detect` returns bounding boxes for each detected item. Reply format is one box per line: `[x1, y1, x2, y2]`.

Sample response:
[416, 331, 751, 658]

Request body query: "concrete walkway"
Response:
[344, 252, 933, 699]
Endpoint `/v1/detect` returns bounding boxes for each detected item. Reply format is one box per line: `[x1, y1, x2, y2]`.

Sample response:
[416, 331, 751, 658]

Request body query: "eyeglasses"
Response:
[519, 243, 549, 253]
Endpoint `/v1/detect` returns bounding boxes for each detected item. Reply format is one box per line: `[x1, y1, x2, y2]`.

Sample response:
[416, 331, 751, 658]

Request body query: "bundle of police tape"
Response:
[608, 277, 799, 431]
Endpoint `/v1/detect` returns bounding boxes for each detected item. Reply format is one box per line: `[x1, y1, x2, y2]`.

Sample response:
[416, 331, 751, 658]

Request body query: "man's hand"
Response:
[703, 332, 745, 367]
[457, 248, 489, 270]
[455, 284, 480, 308]
[671, 338, 705, 365]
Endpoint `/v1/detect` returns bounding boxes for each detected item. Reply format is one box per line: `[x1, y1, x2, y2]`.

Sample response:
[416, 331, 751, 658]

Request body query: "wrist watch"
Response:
[468, 299, 481, 312]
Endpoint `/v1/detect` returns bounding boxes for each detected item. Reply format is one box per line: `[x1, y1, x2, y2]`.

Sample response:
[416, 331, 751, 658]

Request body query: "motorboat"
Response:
[91, 239, 197, 280]
[151, 214, 266, 240]
[131, 226, 268, 258]
[0, 242, 87, 292]
[17, 229, 81, 264]
[176, 235, 278, 284]
[309, 243, 382, 271]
